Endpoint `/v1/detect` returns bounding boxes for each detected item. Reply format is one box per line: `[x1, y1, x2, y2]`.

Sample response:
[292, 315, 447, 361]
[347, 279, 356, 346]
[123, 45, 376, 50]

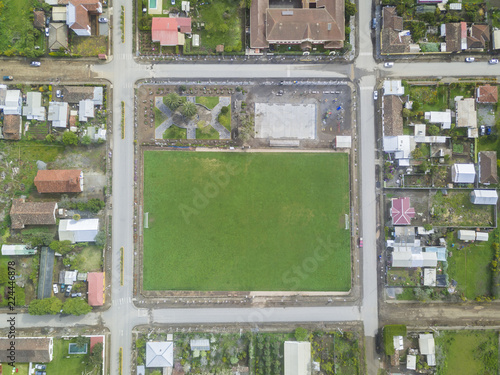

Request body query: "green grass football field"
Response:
[143, 151, 351, 291]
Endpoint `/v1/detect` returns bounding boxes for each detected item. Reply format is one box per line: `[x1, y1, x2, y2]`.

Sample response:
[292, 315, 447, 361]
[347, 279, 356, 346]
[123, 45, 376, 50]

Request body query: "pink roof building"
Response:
[87, 272, 104, 306]
[90, 336, 104, 354]
[391, 197, 415, 225]
[151, 17, 191, 46]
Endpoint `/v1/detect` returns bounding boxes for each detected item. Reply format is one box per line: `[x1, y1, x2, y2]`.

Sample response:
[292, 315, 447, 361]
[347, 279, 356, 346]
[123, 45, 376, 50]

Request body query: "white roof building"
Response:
[414, 124, 426, 136]
[423, 268, 437, 286]
[78, 99, 94, 122]
[1, 244, 37, 256]
[1, 89, 22, 115]
[48, 102, 69, 128]
[407, 354, 417, 370]
[145, 342, 173, 368]
[419, 334, 436, 366]
[470, 190, 498, 205]
[93, 87, 103, 106]
[23, 92, 46, 121]
[425, 110, 452, 129]
[383, 80, 404, 96]
[58, 218, 99, 243]
[59, 270, 78, 285]
[392, 251, 438, 268]
[190, 339, 210, 351]
[284, 341, 311, 375]
[452, 164, 475, 184]
[455, 97, 477, 130]
[476, 232, 489, 241]
[393, 335, 404, 351]
[458, 230, 476, 241]
[383, 135, 415, 166]
[494, 29, 500, 50]
[335, 136, 352, 148]
[192, 34, 200, 47]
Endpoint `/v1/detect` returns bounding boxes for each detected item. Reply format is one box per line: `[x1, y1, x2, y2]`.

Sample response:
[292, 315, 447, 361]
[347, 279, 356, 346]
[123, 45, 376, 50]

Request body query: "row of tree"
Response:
[28, 296, 92, 315]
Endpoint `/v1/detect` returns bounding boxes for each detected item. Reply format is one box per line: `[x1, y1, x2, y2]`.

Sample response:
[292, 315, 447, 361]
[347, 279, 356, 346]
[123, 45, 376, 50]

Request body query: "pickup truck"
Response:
[3, 76, 13, 81]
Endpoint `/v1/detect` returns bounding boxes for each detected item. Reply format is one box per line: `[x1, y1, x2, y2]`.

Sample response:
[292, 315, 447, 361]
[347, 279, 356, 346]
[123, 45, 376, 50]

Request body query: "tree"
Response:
[73, 214, 81, 221]
[62, 298, 92, 315]
[180, 102, 197, 118]
[62, 131, 78, 146]
[28, 297, 62, 315]
[345, 2, 357, 19]
[294, 327, 309, 341]
[402, 108, 412, 118]
[427, 124, 440, 136]
[85, 342, 103, 374]
[94, 230, 106, 247]
[76, 335, 88, 348]
[80, 135, 92, 146]
[50, 240, 73, 255]
[165, 93, 182, 111]
[27, 232, 55, 247]
[45, 133, 56, 143]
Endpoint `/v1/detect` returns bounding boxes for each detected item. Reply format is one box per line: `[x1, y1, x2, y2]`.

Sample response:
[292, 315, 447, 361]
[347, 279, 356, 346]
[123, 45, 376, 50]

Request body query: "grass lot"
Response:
[449, 83, 475, 107]
[0, 0, 41, 56]
[70, 36, 107, 56]
[143, 152, 351, 291]
[78, 246, 102, 273]
[430, 190, 495, 227]
[45, 338, 89, 375]
[447, 233, 494, 299]
[2, 363, 28, 375]
[163, 125, 187, 139]
[196, 96, 219, 109]
[436, 331, 498, 375]
[408, 85, 448, 112]
[154, 107, 167, 128]
[387, 268, 421, 286]
[196, 125, 219, 139]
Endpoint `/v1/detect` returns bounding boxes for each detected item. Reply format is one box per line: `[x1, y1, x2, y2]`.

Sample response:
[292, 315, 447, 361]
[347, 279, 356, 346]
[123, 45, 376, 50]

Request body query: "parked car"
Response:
[56, 89, 61, 98]
[372, 18, 377, 29]
[53, 284, 58, 294]
[98, 17, 108, 23]
[35, 365, 46, 370]
[71, 293, 82, 298]
[30, 61, 41, 67]
[489, 59, 499, 64]
[383, 62, 394, 68]
[3, 76, 13, 81]
[465, 57, 475, 62]
[486, 126, 492, 135]
[359, 237, 363, 248]
[45, 27, 49, 37]
[65, 285, 72, 297]
[60, 284, 66, 292]
[480, 125, 486, 135]
[373, 90, 378, 100]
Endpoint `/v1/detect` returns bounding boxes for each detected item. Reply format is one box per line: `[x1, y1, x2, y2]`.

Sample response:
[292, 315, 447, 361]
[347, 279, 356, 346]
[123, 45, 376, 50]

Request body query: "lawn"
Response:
[436, 331, 498, 375]
[143, 151, 351, 291]
[449, 83, 475, 108]
[196, 125, 219, 139]
[408, 85, 448, 112]
[154, 107, 167, 128]
[0, 0, 42, 56]
[2, 363, 28, 375]
[196, 96, 219, 109]
[78, 245, 102, 273]
[44, 338, 90, 375]
[69, 35, 107, 56]
[447, 233, 494, 299]
[163, 125, 187, 139]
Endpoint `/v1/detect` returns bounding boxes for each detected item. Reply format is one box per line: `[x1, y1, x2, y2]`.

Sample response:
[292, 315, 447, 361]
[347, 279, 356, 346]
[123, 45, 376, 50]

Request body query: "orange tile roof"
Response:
[34, 169, 82, 193]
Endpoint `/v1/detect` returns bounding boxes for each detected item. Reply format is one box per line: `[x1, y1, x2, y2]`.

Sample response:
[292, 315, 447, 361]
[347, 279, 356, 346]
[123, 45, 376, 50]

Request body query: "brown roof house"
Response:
[479, 151, 498, 184]
[382, 95, 403, 136]
[66, 0, 102, 36]
[467, 24, 489, 50]
[10, 198, 58, 230]
[381, 7, 413, 54]
[34, 10, 46, 29]
[476, 84, 498, 103]
[250, 0, 345, 50]
[445, 22, 467, 52]
[2, 114, 22, 140]
[0, 337, 54, 363]
[34, 169, 83, 193]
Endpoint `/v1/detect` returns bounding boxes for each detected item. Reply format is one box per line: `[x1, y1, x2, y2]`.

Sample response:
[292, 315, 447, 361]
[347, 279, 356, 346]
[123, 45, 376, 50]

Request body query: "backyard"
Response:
[435, 330, 498, 375]
[407, 85, 448, 112]
[430, 190, 495, 227]
[45, 338, 92, 375]
[447, 231, 495, 299]
[0, 0, 45, 56]
[142, 151, 351, 291]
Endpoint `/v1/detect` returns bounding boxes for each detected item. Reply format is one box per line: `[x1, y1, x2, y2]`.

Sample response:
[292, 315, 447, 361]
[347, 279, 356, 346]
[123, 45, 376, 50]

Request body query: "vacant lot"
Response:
[436, 330, 498, 375]
[447, 233, 494, 299]
[143, 151, 351, 291]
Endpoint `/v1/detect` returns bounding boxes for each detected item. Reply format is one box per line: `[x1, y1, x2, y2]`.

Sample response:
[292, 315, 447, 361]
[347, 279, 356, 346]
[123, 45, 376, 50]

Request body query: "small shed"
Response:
[407, 354, 417, 370]
[423, 268, 437, 286]
[190, 339, 210, 351]
[1, 244, 37, 256]
[393, 336, 403, 350]
[458, 230, 476, 241]
[59, 270, 78, 285]
[452, 164, 475, 184]
[192, 34, 200, 47]
[476, 232, 489, 242]
[335, 136, 352, 148]
[470, 190, 498, 205]
[419, 334, 435, 356]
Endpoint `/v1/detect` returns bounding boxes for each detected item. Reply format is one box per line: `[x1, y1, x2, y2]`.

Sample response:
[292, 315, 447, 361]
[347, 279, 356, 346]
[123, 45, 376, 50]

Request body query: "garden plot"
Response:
[254, 103, 317, 139]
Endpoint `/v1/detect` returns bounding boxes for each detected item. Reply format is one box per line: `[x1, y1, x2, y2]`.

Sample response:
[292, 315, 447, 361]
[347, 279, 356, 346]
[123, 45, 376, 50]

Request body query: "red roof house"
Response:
[391, 197, 415, 225]
[34, 169, 83, 193]
[88, 272, 104, 306]
[151, 17, 191, 46]
[476, 85, 498, 103]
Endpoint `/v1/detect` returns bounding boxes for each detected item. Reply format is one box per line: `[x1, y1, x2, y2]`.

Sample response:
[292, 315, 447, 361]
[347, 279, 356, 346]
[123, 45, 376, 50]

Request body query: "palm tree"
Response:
[180, 102, 197, 118]
[164, 93, 182, 111]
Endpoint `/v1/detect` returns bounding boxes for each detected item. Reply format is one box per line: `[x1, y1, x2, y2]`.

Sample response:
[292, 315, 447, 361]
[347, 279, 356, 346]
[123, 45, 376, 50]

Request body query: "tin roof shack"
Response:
[470, 190, 498, 205]
[451, 164, 476, 184]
